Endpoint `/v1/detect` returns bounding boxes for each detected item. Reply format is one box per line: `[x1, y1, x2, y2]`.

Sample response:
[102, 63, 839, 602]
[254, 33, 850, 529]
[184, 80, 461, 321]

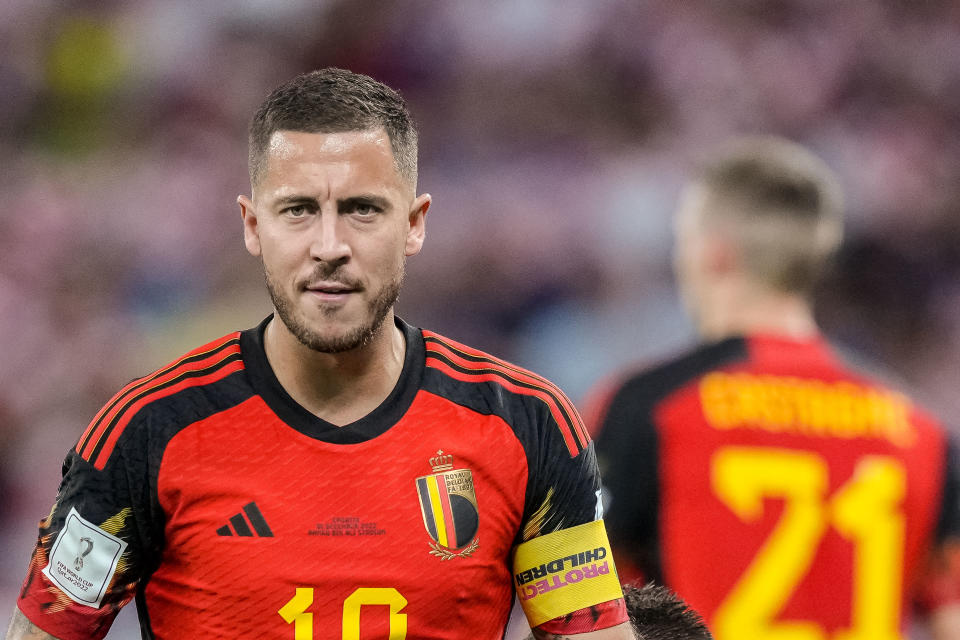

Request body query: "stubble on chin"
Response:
[263, 261, 404, 354]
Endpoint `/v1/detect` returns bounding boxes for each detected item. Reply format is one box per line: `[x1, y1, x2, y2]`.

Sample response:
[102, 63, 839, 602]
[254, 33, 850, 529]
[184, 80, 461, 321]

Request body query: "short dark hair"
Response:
[248, 67, 418, 189]
[625, 582, 713, 640]
[694, 136, 843, 294]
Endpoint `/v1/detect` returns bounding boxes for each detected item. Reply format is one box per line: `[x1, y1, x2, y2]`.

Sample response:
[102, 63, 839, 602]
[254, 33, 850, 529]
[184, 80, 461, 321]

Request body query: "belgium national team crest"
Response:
[416, 450, 480, 559]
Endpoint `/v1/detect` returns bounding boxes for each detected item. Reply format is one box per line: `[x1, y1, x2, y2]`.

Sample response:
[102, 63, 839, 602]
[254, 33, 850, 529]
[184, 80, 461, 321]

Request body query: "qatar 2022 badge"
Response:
[415, 450, 479, 559]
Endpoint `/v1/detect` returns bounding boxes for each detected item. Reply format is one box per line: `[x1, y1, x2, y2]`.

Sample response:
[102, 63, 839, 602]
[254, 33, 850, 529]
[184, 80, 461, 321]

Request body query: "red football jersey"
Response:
[589, 334, 960, 640]
[18, 316, 616, 639]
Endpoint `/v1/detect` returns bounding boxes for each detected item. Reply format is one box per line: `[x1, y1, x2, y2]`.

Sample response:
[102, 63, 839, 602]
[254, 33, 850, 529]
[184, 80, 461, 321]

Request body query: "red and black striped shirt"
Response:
[18, 316, 609, 639]
[587, 333, 960, 639]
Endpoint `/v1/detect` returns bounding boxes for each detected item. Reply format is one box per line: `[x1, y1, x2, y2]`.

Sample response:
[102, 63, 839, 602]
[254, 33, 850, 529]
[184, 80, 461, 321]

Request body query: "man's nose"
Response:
[310, 213, 351, 265]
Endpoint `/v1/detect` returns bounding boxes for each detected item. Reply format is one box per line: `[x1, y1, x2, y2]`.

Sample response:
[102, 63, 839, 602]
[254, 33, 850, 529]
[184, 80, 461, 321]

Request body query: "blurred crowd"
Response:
[2, 0, 960, 634]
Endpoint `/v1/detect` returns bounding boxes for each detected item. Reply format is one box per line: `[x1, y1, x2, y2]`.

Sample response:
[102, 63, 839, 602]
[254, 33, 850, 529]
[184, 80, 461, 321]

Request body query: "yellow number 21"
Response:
[711, 447, 906, 640]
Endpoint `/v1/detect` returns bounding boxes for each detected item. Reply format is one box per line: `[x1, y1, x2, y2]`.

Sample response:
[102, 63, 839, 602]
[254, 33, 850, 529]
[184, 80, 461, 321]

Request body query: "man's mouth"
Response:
[303, 280, 361, 299]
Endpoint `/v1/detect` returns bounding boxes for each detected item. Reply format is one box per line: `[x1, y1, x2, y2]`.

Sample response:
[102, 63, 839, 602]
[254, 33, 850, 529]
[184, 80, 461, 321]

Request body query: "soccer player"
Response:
[586, 136, 960, 640]
[7, 69, 634, 640]
[526, 582, 713, 640]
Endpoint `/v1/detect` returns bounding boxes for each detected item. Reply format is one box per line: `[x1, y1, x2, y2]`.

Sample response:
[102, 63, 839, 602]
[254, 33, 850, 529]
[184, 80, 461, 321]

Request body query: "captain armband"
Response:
[512, 519, 623, 627]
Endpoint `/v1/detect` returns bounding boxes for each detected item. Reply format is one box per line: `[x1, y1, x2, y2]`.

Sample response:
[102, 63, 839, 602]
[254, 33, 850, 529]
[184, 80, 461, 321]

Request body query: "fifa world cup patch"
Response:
[415, 450, 480, 559]
[42, 507, 128, 608]
[512, 519, 623, 627]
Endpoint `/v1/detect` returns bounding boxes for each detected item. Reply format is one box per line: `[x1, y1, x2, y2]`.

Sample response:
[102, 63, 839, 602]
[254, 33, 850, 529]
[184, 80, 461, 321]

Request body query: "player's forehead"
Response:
[259, 128, 405, 196]
[265, 128, 394, 167]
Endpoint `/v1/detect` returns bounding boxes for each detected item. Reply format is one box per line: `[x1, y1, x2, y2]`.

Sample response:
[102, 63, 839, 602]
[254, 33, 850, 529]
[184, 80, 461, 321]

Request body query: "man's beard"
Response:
[264, 261, 404, 354]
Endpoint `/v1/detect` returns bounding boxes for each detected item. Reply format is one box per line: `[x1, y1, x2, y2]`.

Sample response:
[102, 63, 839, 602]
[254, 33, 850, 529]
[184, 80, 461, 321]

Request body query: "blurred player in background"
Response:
[585, 136, 960, 639]
[6, 68, 633, 640]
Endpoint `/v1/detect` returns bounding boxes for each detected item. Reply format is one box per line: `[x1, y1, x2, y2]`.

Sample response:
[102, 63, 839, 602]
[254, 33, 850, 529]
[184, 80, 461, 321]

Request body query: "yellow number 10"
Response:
[711, 447, 906, 640]
[279, 587, 408, 639]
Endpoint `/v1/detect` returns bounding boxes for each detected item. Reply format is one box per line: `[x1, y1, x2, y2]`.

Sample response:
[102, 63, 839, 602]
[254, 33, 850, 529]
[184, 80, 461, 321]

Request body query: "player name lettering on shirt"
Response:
[700, 372, 915, 447]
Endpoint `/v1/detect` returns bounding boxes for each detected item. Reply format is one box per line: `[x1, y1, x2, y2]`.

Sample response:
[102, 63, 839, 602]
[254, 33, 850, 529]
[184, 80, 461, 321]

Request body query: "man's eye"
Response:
[354, 204, 380, 216]
[283, 205, 311, 217]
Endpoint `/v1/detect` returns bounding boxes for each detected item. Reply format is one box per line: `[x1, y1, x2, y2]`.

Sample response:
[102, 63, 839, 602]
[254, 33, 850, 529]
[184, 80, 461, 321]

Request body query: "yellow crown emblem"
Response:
[430, 450, 454, 472]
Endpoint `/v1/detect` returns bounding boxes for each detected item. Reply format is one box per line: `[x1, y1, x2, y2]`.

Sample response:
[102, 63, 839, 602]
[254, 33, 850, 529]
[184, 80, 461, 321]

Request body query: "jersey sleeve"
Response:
[588, 376, 660, 586]
[17, 418, 160, 640]
[511, 390, 629, 634]
[915, 433, 960, 613]
[517, 432, 602, 543]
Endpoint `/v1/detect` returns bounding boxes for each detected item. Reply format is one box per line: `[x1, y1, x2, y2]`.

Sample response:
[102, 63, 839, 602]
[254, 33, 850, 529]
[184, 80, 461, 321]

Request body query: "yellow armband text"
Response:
[512, 519, 623, 627]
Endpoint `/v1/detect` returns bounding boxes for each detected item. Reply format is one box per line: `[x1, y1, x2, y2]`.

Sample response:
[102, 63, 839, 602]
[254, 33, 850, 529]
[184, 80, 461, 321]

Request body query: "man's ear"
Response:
[405, 193, 431, 257]
[238, 195, 262, 257]
[702, 232, 739, 278]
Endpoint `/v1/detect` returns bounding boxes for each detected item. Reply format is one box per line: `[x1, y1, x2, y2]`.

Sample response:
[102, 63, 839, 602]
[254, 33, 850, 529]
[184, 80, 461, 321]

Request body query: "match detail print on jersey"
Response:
[41, 507, 128, 608]
[512, 519, 623, 627]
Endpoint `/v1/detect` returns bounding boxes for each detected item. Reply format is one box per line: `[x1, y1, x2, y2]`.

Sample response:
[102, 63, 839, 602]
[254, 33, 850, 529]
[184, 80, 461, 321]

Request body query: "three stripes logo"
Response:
[216, 502, 274, 538]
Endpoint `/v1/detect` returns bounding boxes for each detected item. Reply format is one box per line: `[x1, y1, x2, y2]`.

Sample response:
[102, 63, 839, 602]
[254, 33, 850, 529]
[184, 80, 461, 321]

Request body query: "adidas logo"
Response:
[216, 501, 273, 537]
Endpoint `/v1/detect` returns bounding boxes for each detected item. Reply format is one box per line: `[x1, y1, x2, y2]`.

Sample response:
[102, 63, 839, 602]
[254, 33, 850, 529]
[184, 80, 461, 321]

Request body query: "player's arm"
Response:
[929, 604, 960, 640]
[513, 517, 632, 638]
[585, 375, 660, 586]
[15, 431, 157, 640]
[917, 436, 960, 640]
[530, 621, 636, 640]
[5, 608, 63, 640]
[917, 534, 960, 640]
[511, 386, 632, 637]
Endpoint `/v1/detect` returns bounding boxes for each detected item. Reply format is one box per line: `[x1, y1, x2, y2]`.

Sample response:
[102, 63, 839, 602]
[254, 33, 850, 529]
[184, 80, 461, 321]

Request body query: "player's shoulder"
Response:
[830, 341, 946, 430]
[420, 328, 590, 456]
[421, 328, 571, 402]
[114, 330, 247, 406]
[604, 337, 749, 409]
[73, 330, 249, 470]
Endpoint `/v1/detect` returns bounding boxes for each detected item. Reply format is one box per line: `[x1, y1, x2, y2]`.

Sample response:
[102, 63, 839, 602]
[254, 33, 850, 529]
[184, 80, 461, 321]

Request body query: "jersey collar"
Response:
[240, 314, 425, 443]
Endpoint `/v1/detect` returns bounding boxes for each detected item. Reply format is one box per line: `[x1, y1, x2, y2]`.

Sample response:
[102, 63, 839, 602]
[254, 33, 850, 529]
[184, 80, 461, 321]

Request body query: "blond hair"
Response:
[694, 136, 844, 294]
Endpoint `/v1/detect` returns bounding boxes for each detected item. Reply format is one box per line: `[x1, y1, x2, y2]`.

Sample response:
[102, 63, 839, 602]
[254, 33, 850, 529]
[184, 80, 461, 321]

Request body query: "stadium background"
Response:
[1, 1, 959, 637]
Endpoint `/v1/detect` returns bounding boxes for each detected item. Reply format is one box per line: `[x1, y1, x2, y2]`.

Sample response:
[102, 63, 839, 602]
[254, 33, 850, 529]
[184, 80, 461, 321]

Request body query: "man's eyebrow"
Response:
[337, 195, 392, 211]
[272, 194, 319, 207]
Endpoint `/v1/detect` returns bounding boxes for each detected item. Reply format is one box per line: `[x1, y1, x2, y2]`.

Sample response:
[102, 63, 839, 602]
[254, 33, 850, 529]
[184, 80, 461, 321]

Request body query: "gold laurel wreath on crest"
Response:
[428, 538, 479, 560]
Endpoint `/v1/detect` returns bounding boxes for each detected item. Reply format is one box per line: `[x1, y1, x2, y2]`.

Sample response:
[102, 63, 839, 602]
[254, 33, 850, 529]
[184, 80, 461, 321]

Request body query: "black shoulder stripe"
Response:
[83, 350, 245, 469]
[77, 337, 241, 455]
[425, 348, 587, 457]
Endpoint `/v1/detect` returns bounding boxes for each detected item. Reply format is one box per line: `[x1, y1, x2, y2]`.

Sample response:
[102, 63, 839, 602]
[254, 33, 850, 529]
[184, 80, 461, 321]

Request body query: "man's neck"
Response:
[698, 281, 819, 342]
[263, 313, 407, 426]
